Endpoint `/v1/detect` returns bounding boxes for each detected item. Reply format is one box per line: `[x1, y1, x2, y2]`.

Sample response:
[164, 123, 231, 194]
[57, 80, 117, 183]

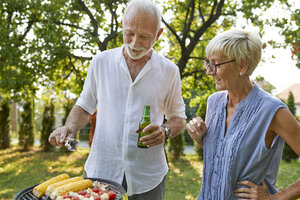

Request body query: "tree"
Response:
[40, 101, 55, 151]
[2, 0, 296, 98]
[1, 0, 298, 157]
[1, 0, 126, 149]
[62, 99, 75, 126]
[282, 91, 298, 162]
[18, 101, 34, 151]
[0, 99, 10, 149]
[167, 132, 185, 160]
[287, 91, 296, 116]
[161, 0, 297, 159]
[0, 0, 126, 99]
[0, 0, 42, 100]
[268, 2, 300, 68]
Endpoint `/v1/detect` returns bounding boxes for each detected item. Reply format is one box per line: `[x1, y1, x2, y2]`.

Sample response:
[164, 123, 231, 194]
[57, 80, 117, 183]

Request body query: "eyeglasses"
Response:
[203, 59, 235, 74]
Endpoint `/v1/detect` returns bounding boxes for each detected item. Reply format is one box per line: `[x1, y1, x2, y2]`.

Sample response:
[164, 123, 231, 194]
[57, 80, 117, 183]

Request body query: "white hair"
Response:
[122, 0, 161, 33]
[205, 29, 262, 76]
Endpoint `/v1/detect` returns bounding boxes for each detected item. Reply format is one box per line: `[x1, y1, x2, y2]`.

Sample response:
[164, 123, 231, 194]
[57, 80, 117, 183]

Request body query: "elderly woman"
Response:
[186, 29, 300, 199]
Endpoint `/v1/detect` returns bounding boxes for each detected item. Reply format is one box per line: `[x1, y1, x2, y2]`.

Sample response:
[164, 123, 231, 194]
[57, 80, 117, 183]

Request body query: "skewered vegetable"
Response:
[45, 176, 83, 196]
[50, 179, 93, 199]
[32, 173, 69, 198]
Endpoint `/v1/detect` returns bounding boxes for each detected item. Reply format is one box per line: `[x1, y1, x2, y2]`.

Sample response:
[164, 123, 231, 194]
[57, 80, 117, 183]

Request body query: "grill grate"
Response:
[14, 178, 124, 200]
[19, 192, 39, 200]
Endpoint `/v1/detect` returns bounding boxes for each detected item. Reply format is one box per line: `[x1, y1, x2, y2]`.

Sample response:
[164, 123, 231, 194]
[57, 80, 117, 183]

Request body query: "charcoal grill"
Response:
[14, 177, 125, 200]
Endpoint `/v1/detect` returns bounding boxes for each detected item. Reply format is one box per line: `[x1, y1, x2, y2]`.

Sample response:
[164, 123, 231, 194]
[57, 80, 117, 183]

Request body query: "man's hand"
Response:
[186, 117, 207, 146]
[234, 180, 272, 200]
[136, 124, 165, 148]
[48, 126, 74, 148]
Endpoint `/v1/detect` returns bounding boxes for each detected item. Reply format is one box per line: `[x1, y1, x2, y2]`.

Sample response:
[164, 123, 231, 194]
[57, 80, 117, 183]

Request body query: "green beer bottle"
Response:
[137, 105, 151, 148]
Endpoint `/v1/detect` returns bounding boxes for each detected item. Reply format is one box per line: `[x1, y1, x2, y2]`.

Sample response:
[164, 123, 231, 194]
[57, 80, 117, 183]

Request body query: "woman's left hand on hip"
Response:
[234, 180, 272, 200]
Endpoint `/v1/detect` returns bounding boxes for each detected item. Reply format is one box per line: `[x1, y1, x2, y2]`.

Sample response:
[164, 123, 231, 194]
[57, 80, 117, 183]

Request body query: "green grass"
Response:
[0, 146, 299, 200]
[277, 159, 300, 190]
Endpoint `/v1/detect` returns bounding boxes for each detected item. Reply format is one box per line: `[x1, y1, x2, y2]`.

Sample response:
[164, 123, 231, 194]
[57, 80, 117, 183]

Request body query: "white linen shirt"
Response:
[76, 46, 186, 195]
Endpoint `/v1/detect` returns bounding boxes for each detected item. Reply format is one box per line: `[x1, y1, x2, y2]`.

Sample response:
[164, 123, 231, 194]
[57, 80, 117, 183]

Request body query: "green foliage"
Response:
[161, 0, 299, 158]
[2, 0, 297, 100]
[0, 0, 42, 99]
[283, 144, 299, 163]
[40, 101, 55, 152]
[193, 141, 203, 161]
[282, 91, 298, 162]
[62, 99, 75, 125]
[162, 0, 231, 155]
[1, 0, 298, 161]
[18, 101, 34, 151]
[287, 91, 296, 116]
[271, 5, 300, 68]
[0, 0, 126, 99]
[167, 132, 185, 160]
[0, 100, 10, 149]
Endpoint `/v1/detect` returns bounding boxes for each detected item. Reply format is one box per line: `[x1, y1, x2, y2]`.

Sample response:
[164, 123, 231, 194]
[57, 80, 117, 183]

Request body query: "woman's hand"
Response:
[234, 180, 273, 200]
[185, 117, 207, 146]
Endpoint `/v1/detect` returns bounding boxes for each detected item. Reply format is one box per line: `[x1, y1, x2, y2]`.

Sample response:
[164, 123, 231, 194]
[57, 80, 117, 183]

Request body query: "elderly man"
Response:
[48, 0, 186, 199]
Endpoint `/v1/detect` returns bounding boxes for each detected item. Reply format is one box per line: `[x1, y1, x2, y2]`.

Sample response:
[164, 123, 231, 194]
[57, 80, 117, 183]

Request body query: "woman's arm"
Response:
[235, 108, 300, 200]
[269, 108, 300, 155]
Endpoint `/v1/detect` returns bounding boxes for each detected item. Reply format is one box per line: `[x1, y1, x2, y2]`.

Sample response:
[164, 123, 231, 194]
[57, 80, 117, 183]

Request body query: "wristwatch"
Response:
[161, 124, 172, 139]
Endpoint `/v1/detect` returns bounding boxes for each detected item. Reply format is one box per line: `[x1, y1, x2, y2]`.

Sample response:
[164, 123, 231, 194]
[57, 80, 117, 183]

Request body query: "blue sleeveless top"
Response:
[198, 84, 287, 200]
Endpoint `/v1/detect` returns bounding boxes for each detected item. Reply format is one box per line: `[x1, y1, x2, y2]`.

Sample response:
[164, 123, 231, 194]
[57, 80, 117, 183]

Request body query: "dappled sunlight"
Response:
[0, 147, 37, 166]
[1, 146, 298, 200]
[0, 146, 90, 199]
[0, 188, 13, 196]
[172, 167, 181, 175]
[188, 158, 203, 178]
[165, 156, 203, 200]
[185, 193, 197, 200]
[43, 149, 89, 175]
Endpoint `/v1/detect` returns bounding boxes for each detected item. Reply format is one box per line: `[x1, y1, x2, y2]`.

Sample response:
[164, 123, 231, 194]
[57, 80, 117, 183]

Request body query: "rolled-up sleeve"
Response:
[163, 67, 186, 120]
[76, 58, 98, 115]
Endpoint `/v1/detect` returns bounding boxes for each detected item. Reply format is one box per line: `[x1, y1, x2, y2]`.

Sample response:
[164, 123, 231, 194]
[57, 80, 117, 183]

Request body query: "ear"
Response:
[239, 59, 249, 75]
[155, 28, 164, 41]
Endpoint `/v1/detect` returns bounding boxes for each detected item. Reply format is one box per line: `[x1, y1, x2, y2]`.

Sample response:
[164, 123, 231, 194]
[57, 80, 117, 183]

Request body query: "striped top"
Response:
[198, 84, 287, 199]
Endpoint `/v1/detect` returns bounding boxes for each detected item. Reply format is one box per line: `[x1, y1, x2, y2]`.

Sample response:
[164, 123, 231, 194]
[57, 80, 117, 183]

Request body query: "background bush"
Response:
[0, 100, 10, 149]
[18, 101, 34, 151]
[40, 101, 55, 151]
[282, 92, 299, 162]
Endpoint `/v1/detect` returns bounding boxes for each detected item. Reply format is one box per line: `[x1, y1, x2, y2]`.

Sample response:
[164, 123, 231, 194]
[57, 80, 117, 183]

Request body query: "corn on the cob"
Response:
[50, 179, 93, 199]
[45, 176, 83, 196]
[33, 173, 69, 198]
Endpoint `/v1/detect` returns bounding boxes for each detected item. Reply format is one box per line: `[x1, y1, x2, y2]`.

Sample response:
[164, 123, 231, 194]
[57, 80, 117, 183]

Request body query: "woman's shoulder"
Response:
[256, 86, 287, 109]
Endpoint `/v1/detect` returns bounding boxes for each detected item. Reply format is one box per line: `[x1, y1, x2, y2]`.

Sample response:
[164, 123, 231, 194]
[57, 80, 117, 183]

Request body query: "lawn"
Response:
[0, 146, 299, 200]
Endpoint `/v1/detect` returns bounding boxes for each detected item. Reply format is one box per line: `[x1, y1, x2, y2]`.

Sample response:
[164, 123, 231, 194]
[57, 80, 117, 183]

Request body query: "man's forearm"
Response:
[164, 117, 186, 138]
[65, 105, 91, 135]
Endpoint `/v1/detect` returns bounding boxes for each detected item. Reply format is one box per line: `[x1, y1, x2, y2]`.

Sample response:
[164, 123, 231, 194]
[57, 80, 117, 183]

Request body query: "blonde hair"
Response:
[122, 0, 161, 33]
[205, 29, 262, 75]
